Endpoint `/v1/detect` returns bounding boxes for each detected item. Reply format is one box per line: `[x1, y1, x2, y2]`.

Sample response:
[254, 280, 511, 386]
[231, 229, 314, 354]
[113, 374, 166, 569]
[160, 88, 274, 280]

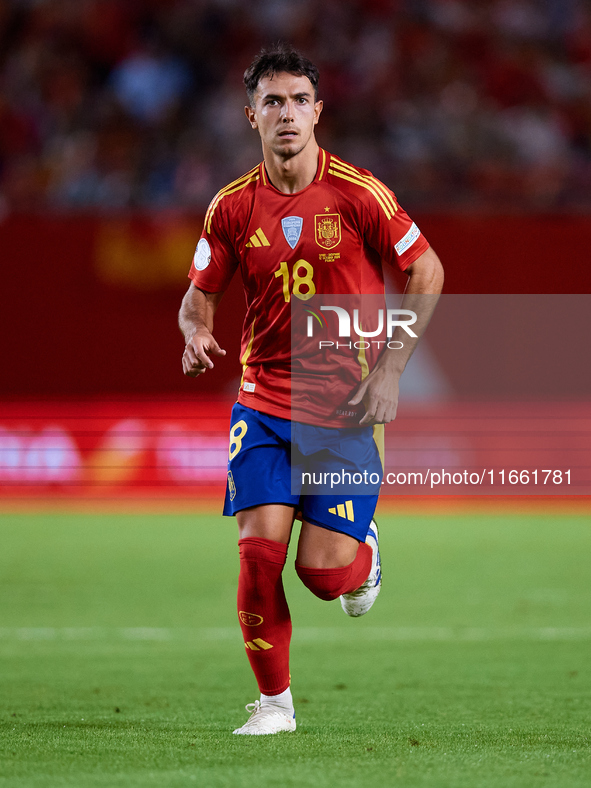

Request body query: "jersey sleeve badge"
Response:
[394, 222, 420, 256]
[315, 213, 341, 249]
[193, 238, 211, 271]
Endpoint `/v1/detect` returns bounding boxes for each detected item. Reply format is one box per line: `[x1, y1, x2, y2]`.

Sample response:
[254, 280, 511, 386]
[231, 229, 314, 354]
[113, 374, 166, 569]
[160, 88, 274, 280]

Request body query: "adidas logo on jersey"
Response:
[328, 500, 355, 521]
[246, 228, 270, 247]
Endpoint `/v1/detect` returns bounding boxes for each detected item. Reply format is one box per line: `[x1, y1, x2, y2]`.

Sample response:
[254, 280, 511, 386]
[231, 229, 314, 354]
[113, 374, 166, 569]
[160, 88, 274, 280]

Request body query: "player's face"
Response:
[245, 72, 323, 159]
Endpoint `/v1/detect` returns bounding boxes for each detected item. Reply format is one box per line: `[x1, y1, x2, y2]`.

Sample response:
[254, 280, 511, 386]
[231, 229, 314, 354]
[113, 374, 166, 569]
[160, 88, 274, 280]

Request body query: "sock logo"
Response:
[328, 500, 355, 521]
[239, 611, 263, 627]
[245, 638, 273, 651]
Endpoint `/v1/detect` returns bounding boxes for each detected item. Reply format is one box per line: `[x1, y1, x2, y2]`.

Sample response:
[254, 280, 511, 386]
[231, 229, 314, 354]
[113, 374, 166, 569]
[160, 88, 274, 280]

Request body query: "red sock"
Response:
[295, 541, 372, 601]
[237, 537, 291, 696]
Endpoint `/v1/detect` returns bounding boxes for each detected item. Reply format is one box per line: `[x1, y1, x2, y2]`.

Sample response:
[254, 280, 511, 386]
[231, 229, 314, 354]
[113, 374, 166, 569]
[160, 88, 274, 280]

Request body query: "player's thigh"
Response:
[237, 504, 296, 544]
[296, 520, 359, 568]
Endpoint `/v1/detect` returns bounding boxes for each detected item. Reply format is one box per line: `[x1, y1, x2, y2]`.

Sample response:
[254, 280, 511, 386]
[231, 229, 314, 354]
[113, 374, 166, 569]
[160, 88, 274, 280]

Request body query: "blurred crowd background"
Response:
[1, 0, 591, 213]
[2, 0, 590, 495]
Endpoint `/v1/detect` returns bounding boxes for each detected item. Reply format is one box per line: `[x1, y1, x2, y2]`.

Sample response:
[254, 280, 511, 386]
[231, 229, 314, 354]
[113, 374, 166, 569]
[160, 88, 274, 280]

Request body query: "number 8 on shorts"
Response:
[229, 420, 248, 460]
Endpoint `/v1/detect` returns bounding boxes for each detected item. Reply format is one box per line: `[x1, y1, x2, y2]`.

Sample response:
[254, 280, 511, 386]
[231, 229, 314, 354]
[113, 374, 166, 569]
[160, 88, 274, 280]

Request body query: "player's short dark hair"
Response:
[244, 43, 319, 106]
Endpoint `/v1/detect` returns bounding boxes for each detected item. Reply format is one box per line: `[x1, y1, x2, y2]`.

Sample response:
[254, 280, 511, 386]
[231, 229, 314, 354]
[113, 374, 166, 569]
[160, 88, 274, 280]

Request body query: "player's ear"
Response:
[313, 99, 323, 125]
[245, 105, 257, 129]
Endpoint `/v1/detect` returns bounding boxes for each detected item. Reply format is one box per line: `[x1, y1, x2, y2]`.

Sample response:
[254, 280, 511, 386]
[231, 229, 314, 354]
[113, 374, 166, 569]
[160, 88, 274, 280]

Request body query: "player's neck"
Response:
[263, 141, 319, 194]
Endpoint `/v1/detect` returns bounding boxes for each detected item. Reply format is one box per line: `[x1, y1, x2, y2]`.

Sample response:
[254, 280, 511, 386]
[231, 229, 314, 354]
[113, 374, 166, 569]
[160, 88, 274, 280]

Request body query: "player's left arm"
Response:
[349, 246, 444, 425]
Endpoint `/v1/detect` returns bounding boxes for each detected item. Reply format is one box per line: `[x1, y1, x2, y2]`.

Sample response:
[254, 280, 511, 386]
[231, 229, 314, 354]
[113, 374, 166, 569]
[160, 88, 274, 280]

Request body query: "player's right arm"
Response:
[180, 183, 242, 377]
[179, 284, 226, 377]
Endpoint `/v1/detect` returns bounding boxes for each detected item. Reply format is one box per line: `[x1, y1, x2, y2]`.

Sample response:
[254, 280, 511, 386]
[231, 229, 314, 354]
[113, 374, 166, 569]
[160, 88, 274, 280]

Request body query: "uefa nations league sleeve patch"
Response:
[395, 222, 420, 256]
[193, 238, 211, 271]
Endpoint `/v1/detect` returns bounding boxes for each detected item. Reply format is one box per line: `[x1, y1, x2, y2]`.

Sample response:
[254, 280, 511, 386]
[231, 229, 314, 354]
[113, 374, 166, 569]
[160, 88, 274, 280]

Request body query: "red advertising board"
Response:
[2, 398, 589, 500]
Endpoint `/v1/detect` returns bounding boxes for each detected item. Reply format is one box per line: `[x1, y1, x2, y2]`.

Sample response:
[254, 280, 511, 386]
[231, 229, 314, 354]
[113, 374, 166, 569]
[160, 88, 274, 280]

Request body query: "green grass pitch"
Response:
[0, 509, 589, 787]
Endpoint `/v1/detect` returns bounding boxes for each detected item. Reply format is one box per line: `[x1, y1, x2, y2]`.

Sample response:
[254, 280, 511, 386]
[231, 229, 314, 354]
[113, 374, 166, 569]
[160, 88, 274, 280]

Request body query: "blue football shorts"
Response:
[222, 403, 383, 542]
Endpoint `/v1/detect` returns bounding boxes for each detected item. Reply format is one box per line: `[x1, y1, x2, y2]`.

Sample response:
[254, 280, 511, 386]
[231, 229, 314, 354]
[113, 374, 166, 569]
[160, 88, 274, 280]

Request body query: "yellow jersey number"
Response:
[229, 420, 248, 461]
[274, 260, 316, 302]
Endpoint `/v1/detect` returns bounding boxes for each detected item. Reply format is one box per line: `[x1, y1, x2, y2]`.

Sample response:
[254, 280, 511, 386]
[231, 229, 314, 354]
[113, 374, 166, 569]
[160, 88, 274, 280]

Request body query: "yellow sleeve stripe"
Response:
[204, 167, 257, 227]
[329, 159, 398, 214]
[239, 317, 256, 387]
[204, 167, 259, 232]
[330, 158, 398, 213]
[206, 174, 259, 233]
[206, 165, 258, 209]
[328, 166, 394, 220]
[318, 148, 327, 181]
[356, 326, 370, 381]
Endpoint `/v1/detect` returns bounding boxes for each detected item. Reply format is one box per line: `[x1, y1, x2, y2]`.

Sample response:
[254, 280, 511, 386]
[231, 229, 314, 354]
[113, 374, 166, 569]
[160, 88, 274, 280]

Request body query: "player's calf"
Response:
[237, 537, 292, 694]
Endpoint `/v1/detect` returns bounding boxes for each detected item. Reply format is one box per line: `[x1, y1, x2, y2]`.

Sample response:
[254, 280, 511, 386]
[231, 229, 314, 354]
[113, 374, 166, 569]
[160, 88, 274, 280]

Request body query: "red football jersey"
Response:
[188, 148, 430, 427]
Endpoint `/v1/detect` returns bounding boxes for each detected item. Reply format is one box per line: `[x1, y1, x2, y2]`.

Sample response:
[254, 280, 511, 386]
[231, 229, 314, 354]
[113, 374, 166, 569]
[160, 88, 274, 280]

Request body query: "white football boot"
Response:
[232, 700, 296, 735]
[340, 519, 381, 617]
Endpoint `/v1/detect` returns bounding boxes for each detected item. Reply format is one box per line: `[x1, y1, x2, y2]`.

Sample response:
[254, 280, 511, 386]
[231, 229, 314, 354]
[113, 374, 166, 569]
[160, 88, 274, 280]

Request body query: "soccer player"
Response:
[178, 44, 444, 735]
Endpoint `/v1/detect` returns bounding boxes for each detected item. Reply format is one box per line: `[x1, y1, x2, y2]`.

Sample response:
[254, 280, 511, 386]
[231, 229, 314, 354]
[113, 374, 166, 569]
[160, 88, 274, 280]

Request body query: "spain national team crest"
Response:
[281, 216, 303, 249]
[239, 611, 264, 627]
[315, 213, 341, 249]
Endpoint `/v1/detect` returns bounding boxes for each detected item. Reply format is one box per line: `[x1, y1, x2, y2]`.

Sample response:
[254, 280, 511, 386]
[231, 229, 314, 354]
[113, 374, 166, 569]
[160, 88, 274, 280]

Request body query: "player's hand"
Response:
[348, 368, 400, 425]
[182, 330, 226, 377]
